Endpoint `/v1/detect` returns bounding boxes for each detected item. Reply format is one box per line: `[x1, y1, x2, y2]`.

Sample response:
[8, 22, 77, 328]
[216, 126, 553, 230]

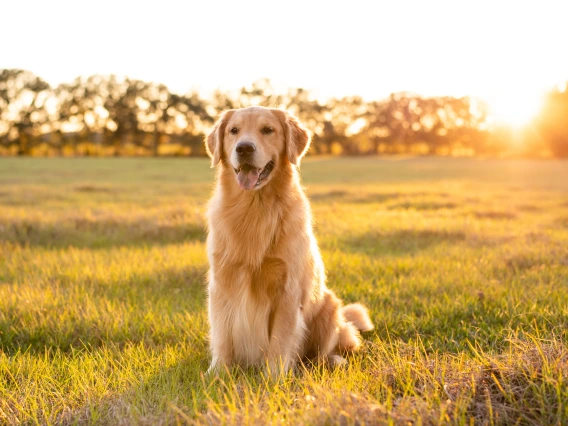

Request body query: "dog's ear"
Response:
[206, 110, 234, 167]
[274, 110, 310, 166]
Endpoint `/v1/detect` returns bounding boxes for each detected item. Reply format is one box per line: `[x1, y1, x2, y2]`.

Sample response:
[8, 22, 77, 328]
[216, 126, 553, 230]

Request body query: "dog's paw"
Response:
[206, 360, 221, 376]
[328, 354, 347, 368]
[265, 357, 296, 380]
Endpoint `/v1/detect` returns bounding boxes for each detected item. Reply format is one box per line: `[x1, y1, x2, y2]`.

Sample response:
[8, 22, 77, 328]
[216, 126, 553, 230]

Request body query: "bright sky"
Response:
[2, 0, 567, 126]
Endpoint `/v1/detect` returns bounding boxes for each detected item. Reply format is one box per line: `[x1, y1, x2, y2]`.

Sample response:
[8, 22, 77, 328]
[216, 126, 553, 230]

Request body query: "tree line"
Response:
[1, 69, 566, 157]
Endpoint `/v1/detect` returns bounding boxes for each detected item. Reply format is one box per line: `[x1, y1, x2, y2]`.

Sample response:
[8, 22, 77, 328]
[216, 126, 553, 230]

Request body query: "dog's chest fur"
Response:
[208, 180, 296, 365]
[226, 279, 271, 365]
[210, 254, 288, 365]
[209, 175, 292, 268]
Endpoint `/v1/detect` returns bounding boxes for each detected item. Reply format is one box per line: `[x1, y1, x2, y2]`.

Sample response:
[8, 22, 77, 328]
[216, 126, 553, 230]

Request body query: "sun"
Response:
[486, 91, 545, 129]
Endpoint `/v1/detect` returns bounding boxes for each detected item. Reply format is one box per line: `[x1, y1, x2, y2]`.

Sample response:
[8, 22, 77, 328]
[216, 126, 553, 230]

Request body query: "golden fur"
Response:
[205, 106, 373, 374]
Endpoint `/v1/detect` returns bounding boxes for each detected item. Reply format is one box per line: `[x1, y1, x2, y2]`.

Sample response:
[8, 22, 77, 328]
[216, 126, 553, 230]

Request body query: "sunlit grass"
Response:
[1, 157, 568, 424]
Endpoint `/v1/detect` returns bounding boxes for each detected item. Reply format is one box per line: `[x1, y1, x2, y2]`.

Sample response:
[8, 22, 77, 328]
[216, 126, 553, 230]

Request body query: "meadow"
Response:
[1, 156, 568, 425]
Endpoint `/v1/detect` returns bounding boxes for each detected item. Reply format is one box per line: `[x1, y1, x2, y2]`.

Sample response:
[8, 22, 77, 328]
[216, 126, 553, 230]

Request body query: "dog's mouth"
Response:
[233, 161, 275, 190]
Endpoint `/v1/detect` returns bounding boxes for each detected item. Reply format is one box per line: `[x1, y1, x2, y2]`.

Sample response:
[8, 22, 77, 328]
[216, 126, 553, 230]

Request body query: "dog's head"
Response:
[206, 107, 310, 190]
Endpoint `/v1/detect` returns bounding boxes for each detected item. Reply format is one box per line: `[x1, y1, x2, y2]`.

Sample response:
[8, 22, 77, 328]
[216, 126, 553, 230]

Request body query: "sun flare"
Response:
[486, 91, 545, 128]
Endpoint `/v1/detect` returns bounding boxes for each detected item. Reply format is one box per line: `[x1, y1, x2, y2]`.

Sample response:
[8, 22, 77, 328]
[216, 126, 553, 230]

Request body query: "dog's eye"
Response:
[261, 126, 274, 135]
[230, 127, 238, 135]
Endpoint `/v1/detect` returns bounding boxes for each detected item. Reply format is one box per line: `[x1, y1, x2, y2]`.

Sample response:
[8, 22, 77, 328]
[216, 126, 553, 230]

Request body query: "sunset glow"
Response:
[486, 91, 546, 128]
[2, 0, 566, 106]
[1, 0, 568, 159]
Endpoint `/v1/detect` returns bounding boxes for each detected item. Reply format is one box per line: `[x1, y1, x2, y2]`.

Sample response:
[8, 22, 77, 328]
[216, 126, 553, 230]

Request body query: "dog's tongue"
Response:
[237, 167, 260, 190]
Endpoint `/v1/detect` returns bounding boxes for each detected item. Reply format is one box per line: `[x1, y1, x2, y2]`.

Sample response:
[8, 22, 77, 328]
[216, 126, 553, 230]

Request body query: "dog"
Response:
[205, 106, 373, 374]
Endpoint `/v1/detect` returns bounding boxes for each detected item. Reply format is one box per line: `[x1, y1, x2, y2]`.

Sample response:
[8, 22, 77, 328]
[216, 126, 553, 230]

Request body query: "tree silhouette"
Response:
[0, 69, 51, 155]
[1, 69, 566, 158]
[537, 84, 568, 157]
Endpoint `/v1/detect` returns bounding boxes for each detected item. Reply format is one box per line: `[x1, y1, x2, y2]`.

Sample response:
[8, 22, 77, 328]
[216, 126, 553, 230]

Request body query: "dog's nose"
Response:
[235, 142, 256, 157]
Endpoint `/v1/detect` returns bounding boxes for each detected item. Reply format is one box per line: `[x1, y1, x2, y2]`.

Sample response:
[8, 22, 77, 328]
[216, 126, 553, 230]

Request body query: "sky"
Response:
[2, 0, 567, 125]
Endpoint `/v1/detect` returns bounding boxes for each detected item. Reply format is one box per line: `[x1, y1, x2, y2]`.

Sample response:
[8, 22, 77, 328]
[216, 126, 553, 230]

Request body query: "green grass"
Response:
[1, 156, 568, 425]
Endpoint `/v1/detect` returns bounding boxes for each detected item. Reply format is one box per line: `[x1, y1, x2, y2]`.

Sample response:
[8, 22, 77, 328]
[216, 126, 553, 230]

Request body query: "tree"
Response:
[237, 78, 284, 108]
[0, 69, 51, 155]
[537, 84, 568, 157]
[179, 92, 213, 156]
[1, 68, 564, 158]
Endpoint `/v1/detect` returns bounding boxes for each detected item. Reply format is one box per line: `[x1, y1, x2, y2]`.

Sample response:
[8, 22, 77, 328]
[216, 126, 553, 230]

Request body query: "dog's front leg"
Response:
[207, 289, 234, 374]
[266, 292, 306, 376]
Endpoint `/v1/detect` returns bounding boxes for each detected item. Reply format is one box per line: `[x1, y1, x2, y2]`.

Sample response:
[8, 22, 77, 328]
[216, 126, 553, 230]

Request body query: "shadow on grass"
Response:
[333, 229, 466, 256]
[0, 264, 208, 356]
[51, 345, 209, 425]
[556, 215, 568, 228]
[473, 210, 517, 220]
[386, 201, 458, 210]
[0, 218, 206, 249]
[73, 184, 114, 193]
[309, 190, 400, 204]
[308, 190, 451, 205]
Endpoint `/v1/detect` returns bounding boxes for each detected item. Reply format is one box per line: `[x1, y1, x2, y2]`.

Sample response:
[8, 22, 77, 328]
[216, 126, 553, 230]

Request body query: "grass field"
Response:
[1, 156, 568, 425]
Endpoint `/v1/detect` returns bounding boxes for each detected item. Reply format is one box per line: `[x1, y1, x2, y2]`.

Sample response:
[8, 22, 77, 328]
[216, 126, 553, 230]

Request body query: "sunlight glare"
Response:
[486, 90, 545, 128]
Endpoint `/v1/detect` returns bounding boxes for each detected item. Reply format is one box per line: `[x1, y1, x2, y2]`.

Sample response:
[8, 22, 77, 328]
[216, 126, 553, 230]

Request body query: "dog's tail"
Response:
[342, 303, 374, 332]
[337, 303, 374, 353]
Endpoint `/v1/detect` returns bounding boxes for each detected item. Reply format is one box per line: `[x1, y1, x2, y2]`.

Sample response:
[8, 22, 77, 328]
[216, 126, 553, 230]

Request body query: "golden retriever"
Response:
[205, 106, 373, 374]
